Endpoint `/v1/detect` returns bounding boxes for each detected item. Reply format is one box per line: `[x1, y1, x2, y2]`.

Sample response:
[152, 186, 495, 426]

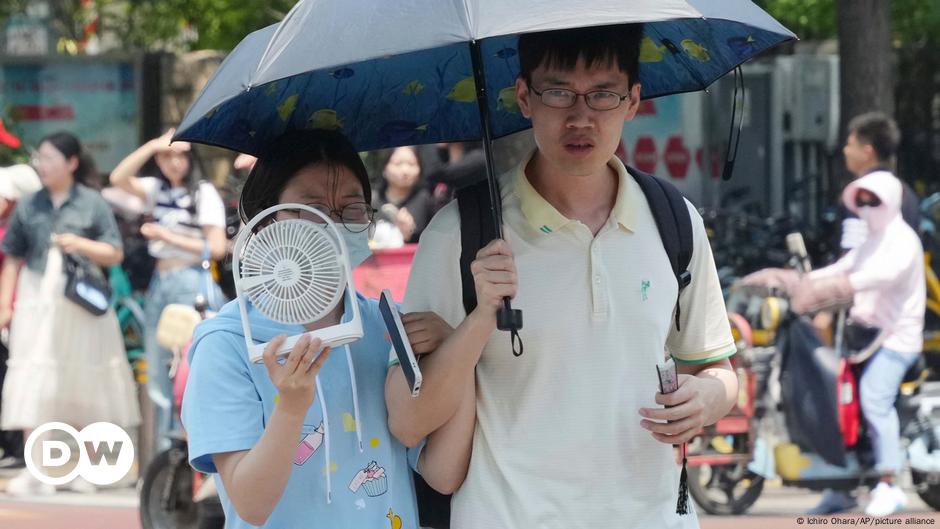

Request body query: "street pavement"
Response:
[2, 470, 940, 528]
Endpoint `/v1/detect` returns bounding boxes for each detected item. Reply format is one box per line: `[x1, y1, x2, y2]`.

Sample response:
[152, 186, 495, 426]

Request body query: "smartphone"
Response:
[378, 289, 422, 398]
[656, 357, 679, 396]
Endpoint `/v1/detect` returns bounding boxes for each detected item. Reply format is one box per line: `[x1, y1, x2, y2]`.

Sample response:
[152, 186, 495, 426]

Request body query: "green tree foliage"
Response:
[0, 0, 295, 53]
[756, 0, 940, 46]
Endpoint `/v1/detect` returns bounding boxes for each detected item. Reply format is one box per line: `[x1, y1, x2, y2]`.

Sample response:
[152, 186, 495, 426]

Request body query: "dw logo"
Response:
[24, 422, 135, 486]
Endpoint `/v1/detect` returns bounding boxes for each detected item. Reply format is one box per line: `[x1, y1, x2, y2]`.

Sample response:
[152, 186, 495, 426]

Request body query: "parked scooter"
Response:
[686, 233, 940, 515]
[139, 296, 224, 529]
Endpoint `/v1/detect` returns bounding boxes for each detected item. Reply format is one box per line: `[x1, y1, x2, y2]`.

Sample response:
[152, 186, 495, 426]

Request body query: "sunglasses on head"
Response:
[854, 192, 882, 208]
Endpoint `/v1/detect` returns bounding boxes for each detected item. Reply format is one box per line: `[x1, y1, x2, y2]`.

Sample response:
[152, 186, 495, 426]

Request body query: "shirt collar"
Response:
[514, 151, 638, 234]
[37, 183, 80, 208]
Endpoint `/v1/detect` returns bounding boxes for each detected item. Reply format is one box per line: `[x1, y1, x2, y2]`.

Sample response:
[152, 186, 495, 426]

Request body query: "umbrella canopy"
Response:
[175, 0, 795, 155]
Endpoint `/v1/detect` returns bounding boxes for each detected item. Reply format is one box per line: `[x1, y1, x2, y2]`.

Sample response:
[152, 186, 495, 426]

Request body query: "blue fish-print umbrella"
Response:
[175, 0, 795, 346]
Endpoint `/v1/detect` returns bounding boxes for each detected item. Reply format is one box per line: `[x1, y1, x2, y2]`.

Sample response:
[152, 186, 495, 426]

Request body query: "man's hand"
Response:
[53, 233, 88, 254]
[639, 374, 709, 445]
[469, 239, 517, 322]
[0, 307, 12, 329]
[401, 312, 454, 355]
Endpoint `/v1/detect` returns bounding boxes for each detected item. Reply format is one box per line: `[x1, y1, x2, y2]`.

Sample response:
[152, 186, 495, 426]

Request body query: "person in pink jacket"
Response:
[794, 170, 926, 517]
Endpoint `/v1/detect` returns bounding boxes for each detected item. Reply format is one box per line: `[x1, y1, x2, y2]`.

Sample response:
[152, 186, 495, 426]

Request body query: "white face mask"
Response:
[341, 224, 373, 268]
[857, 206, 874, 223]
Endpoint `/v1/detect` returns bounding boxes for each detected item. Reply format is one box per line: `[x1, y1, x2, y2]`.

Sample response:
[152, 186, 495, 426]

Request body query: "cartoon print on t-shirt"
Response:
[348, 460, 387, 497]
[293, 422, 324, 466]
[387, 508, 403, 529]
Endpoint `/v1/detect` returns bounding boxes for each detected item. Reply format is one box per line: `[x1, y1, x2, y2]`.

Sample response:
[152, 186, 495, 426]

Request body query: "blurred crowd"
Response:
[0, 128, 485, 496]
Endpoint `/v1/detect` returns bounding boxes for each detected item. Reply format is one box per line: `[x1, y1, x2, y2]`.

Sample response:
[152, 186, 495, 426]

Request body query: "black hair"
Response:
[143, 148, 196, 187]
[518, 23, 644, 87]
[39, 131, 97, 186]
[239, 129, 371, 223]
[377, 145, 423, 198]
[848, 112, 901, 163]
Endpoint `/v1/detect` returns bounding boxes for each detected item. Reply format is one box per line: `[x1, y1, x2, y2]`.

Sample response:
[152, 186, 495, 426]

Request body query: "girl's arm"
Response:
[53, 234, 123, 267]
[142, 224, 227, 260]
[211, 335, 331, 526]
[212, 407, 307, 526]
[0, 257, 21, 328]
[417, 377, 475, 494]
[110, 131, 177, 200]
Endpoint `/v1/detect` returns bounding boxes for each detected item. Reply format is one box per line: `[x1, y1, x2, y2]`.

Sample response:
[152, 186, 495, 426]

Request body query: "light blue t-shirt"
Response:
[182, 293, 421, 528]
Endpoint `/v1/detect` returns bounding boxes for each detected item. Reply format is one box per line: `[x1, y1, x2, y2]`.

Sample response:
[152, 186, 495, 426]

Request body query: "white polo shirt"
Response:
[403, 153, 735, 529]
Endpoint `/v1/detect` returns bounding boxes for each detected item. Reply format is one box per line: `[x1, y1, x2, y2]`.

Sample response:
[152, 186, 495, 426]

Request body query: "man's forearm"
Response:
[679, 358, 738, 426]
[386, 310, 492, 446]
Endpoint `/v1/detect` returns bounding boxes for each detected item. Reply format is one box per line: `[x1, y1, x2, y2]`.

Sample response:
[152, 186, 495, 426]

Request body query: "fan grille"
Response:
[238, 219, 346, 324]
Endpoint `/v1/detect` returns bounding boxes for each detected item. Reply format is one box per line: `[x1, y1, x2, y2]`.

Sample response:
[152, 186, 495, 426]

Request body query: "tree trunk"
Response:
[836, 0, 894, 172]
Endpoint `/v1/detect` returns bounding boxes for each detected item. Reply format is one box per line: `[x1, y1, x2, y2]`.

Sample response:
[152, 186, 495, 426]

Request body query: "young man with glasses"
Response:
[386, 24, 737, 528]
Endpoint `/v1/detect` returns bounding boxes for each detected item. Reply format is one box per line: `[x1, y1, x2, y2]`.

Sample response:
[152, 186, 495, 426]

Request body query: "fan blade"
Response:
[239, 273, 279, 291]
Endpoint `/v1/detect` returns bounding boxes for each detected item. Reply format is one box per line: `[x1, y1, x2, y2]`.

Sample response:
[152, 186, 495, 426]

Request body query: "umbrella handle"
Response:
[497, 300, 523, 356]
[471, 39, 524, 356]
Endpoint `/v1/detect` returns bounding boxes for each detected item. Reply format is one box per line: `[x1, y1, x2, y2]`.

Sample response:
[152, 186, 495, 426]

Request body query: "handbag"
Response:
[64, 253, 112, 316]
[843, 319, 881, 354]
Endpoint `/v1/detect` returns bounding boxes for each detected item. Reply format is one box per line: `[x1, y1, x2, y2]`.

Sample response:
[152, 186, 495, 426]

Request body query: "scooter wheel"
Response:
[686, 463, 764, 515]
[913, 470, 940, 511]
[139, 448, 198, 529]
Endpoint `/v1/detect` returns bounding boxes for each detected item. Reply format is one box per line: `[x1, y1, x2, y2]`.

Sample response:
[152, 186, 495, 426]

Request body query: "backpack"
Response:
[413, 166, 695, 529]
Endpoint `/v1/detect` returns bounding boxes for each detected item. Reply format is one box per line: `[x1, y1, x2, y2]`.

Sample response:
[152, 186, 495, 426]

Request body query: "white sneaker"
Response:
[4, 469, 56, 496]
[865, 482, 907, 517]
[66, 476, 97, 494]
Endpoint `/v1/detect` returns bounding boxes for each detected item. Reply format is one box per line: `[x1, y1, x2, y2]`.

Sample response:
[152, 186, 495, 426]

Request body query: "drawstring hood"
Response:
[842, 170, 903, 234]
[190, 295, 368, 506]
[316, 376, 331, 504]
[345, 345, 364, 453]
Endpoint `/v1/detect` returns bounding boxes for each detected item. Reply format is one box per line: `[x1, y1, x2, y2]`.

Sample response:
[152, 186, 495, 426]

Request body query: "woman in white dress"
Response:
[0, 132, 140, 495]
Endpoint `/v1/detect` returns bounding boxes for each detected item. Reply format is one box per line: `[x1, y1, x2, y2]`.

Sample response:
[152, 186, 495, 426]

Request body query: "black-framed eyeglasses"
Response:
[529, 86, 630, 111]
[282, 202, 375, 233]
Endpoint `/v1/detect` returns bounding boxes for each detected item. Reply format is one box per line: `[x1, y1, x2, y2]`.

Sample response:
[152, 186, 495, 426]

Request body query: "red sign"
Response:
[664, 136, 691, 179]
[352, 245, 417, 303]
[633, 136, 657, 174]
[615, 139, 628, 165]
[13, 105, 76, 121]
[637, 100, 657, 116]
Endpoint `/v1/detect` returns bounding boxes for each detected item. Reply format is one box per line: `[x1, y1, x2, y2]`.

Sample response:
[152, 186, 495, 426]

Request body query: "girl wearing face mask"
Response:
[0, 132, 140, 495]
[181, 129, 473, 529]
[372, 146, 434, 246]
[110, 129, 228, 452]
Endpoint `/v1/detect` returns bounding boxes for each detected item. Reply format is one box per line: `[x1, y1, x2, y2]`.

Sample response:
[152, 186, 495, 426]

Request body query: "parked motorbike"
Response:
[139, 296, 224, 529]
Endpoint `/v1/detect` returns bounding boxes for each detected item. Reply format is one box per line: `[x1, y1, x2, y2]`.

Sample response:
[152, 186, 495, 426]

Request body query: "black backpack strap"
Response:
[629, 167, 694, 331]
[412, 179, 494, 529]
[457, 179, 497, 315]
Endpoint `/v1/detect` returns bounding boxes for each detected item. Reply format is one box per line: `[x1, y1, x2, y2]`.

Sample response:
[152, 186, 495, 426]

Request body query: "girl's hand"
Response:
[150, 128, 190, 154]
[401, 312, 454, 355]
[262, 334, 331, 418]
[140, 222, 168, 241]
[53, 233, 88, 254]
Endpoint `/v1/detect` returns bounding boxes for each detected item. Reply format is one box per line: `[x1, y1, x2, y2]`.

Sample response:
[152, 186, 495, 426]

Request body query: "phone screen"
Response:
[378, 291, 419, 395]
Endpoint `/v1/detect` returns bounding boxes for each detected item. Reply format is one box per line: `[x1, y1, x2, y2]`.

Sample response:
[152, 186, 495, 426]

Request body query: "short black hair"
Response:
[848, 112, 901, 163]
[239, 129, 370, 223]
[518, 23, 644, 87]
[40, 131, 97, 185]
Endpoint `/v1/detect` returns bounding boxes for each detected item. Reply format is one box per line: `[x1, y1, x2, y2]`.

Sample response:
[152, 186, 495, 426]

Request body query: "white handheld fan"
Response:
[233, 203, 363, 363]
